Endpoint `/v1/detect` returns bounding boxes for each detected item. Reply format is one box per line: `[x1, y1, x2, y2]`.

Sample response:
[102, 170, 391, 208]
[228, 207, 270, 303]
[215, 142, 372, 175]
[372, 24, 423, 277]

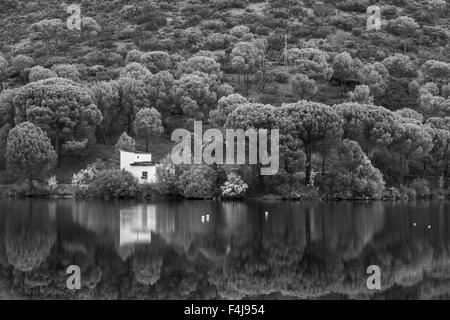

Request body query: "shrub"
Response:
[319, 140, 386, 199]
[71, 162, 101, 185]
[88, 169, 139, 198]
[220, 172, 248, 199]
[179, 165, 218, 199]
[155, 155, 183, 197]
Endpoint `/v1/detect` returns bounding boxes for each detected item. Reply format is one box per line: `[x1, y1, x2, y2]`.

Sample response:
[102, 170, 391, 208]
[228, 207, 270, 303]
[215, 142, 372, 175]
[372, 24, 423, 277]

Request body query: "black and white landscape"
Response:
[0, 0, 449, 300]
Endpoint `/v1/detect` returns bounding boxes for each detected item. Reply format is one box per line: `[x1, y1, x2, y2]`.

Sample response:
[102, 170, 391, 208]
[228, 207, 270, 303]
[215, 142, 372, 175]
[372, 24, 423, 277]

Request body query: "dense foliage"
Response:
[0, 0, 448, 199]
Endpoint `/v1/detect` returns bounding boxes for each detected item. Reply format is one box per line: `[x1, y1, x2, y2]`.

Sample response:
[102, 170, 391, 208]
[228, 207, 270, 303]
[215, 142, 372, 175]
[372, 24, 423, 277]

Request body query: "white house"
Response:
[120, 150, 157, 183]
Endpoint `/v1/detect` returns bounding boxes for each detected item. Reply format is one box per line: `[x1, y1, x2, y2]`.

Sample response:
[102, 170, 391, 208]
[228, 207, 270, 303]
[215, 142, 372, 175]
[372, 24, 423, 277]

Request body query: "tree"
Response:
[0, 123, 11, 168]
[115, 132, 136, 152]
[81, 17, 100, 46]
[6, 122, 56, 187]
[392, 116, 433, 183]
[385, 16, 419, 52]
[175, 72, 217, 120]
[91, 80, 121, 143]
[51, 64, 81, 82]
[331, 52, 361, 96]
[143, 71, 176, 116]
[395, 108, 424, 122]
[225, 103, 279, 187]
[11, 78, 102, 165]
[230, 25, 251, 38]
[278, 101, 343, 184]
[348, 85, 373, 104]
[418, 82, 450, 118]
[321, 139, 385, 199]
[357, 62, 389, 97]
[177, 55, 222, 79]
[0, 54, 8, 91]
[230, 41, 261, 96]
[335, 103, 400, 153]
[225, 103, 278, 130]
[125, 49, 144, 64]
[382, 54, 416, 78]
[287, 48, 333, 81]
[11, 54, 34, 82]
[426, 117, 450, 188]
[119, 62, 151, 80]
[140, 51, 172, 73]
[118, 77, 152, 132]
[0, 88, 16, 127]
[30, 19, 65, 55]
[133, 108, 163, 152]
[29, 66, 57, 82]
[421, 60, 450, 89]
[290, 74, 318, 100]
[209, 93, 247, 126]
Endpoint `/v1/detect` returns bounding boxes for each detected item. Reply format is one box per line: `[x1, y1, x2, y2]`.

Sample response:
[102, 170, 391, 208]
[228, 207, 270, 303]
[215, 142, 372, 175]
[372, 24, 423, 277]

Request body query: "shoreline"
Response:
[0, 184, 448, 202]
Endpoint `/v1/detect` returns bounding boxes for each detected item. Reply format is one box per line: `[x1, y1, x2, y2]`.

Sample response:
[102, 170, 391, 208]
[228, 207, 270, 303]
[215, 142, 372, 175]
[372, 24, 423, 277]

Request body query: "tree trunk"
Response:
[127, 114, 132, 134]
[55, 129, 61, 167]
[400, 156, 408, 184]
[305, 147, 312, 185]
[322, 155, 326, 176]
[245, 73, 249, 97]
[445, 160, 449, 189]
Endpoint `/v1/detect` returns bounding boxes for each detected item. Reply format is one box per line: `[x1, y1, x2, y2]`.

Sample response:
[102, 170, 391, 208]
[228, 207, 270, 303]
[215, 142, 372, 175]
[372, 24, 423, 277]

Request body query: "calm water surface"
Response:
[0, 199, 449, 300]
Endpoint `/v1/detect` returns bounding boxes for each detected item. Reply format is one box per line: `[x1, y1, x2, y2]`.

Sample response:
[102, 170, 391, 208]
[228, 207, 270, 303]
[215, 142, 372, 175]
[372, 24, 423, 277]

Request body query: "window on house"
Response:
[142, 172, 148, 180]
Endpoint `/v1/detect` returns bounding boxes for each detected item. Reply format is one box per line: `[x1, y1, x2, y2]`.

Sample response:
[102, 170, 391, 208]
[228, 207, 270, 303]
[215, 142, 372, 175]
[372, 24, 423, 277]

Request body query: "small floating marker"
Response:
[413, 223, 416, 227]
[428, 225, 431, 229]
[264, 211, 269, 220]
[206, 214, 210, 222]
[201, 215, 205, 223]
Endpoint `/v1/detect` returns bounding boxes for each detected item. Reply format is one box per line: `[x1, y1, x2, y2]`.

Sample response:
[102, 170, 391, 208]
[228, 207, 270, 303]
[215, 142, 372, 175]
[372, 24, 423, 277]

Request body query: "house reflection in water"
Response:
[117, 202, 220, 257]
[120, 205, 156, 246]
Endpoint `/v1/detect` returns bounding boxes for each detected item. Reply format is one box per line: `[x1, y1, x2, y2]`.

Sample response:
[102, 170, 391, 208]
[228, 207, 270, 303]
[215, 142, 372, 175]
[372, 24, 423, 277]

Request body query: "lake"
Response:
[0, 199, 449, 299]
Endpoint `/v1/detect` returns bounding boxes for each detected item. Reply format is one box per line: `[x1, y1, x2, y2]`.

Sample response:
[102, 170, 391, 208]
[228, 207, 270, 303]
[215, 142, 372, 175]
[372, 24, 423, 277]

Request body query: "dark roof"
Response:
[129, 161, 157, 167]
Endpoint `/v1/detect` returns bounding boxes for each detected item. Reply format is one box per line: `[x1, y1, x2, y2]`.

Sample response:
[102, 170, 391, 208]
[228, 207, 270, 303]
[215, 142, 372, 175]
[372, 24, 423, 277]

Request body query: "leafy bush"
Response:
[221, 172, 248, 199]
[71, 162, 102, 185]
[179, 165, 218, 199]
[88, 169, 139, 198]
[319, 140, 385, 199]
[155, 155, 183, 197]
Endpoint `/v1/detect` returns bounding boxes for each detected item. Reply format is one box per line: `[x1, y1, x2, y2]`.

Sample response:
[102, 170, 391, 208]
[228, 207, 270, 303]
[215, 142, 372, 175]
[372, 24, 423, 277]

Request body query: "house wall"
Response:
[126, 165, 157, 184]
[120, 150, 152, 166]
[120, 150, 157, 183]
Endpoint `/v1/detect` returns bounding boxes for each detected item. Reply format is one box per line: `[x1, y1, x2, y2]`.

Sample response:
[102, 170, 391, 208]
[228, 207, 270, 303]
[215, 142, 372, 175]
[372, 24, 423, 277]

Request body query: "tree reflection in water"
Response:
[0, 199, 449, 299]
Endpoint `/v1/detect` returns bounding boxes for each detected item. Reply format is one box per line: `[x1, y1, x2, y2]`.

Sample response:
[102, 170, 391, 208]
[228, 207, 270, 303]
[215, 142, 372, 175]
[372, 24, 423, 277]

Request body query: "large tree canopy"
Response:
[10, 78, 102, 164]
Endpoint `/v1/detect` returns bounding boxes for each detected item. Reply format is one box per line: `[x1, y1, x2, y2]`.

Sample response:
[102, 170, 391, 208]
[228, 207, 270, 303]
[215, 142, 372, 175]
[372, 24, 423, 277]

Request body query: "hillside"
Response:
[0, 0, 449, 199]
